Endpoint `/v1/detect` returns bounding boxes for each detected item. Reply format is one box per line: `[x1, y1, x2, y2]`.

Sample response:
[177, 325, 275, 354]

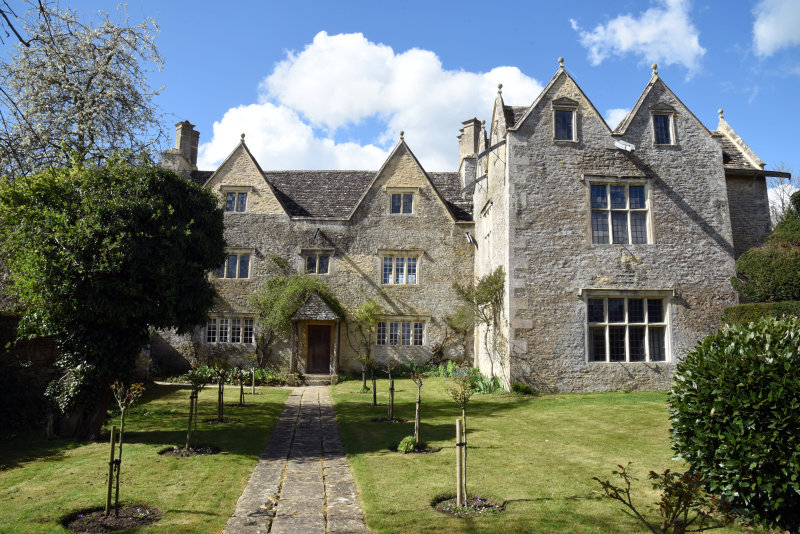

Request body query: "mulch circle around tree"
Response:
[369, 417, 407, 423]
[62, 505, 162, 533]
[158, 445, 220, 457]
[433, 496, 505, 517]
[202, 417, 240, 424]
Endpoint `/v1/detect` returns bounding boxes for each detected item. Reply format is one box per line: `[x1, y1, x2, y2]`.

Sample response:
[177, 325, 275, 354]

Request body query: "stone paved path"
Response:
[224, 386, 368, 534]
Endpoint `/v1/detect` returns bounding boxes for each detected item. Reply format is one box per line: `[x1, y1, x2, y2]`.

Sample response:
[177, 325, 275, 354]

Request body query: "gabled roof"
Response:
[345, 138, 467, 223]
[612, 72, 710, 137]
[712, 111, 765, 171]
[509, 65, 612, 134]
[292, 293, 341, 321]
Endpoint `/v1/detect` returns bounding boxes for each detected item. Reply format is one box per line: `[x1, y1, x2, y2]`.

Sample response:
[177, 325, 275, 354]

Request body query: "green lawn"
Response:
[0, 384, 289, 534]
[332, 377, 766, 534]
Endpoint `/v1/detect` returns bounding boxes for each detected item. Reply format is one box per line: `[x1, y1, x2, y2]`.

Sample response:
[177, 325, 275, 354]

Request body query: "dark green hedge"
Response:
[722, 301, 800, 325]
[669, 316, 800, 531]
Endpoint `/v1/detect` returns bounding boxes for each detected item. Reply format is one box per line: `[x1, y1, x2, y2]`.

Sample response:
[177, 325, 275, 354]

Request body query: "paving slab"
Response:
[224, 386, 368, 533]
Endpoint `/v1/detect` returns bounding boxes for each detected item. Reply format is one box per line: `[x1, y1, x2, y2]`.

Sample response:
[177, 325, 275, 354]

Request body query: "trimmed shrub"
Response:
[722, 301, 800, 325]
[730, 245, 800, 302]
[397, 435, 416, 453]
[669, 316, 800, 531]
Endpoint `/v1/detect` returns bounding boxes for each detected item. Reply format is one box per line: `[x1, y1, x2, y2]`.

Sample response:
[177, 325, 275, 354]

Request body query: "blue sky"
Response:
[50, 1, 800, 176]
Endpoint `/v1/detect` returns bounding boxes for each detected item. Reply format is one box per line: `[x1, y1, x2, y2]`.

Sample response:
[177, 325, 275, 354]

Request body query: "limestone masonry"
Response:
[157, 62, 783, 392]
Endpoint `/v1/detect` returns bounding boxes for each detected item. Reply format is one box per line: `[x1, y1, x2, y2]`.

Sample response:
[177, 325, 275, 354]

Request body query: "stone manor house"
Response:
[156, 62, 784, 392]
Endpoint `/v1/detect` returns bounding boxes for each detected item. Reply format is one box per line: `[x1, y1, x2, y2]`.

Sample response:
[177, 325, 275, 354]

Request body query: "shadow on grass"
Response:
[0, 434, 82, 471]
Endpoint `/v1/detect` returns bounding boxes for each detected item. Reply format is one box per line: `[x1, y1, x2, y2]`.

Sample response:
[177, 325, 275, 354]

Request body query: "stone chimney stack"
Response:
[160, 120, 199, 178]
[175, 120, 199, 166]
[458, 118, 482, 161]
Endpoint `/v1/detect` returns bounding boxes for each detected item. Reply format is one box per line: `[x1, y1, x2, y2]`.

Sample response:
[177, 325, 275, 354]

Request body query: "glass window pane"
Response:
[401, 322, 411, 345]
[389, 322, 399, 345]
[629, 186, 645, 209]
[227, 255, 238, 278]
[238, 255, 249, 278]
[608, 298, 625, 322]
[383, 257, 392, 284]
[628, 299, 645, 323]
[407, 257, 417, 284]
[629, 326, 646, 361]
[654, 114, 671, 144]
[630, 212, 648, 244]
[648, 299, 664, 323]
[225, 192, 235, 212]
[377, 322, 386, 345]
[587, 299, 605, 323]
[591, 185, 607, 209]
[306, 255, 316, 274]
[413, 322, 424, 345]
[649, 327, 666, 361]
[317, 255, 329, 274]
[215, 263, 225, 278]
[589, 327, 606, 361]
[395, 257, 405, 284]
[206, 318, 217, 343]
[592, 212, 609, 244]
[219, 318, 229, 343]
[236, 192, 247, 212]
[612, 212, 629, 244]
[243, 319, 254, 344]
[610, 186, 627, 209]
[231, 319, 241, 343]
[402, 193, 413, 213]
[555, 110, 573, 140]
[391, 194, 401, 213]
[609, 326, 626, 361]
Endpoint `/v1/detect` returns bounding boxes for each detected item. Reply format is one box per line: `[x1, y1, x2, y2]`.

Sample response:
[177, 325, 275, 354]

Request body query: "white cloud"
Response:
[753, 0, 800, 57]
[198, 32, 543, 171]
[604, 108, 630, 129]
[570, 0, 706, 75]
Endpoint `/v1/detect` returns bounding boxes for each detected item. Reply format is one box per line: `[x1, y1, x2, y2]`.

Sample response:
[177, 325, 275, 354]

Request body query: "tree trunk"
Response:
[217, 380, 224, 422]
[114, 410, 126, 516]
[414, 384, 421, 445]
[239, 379, 244, 406]
[388, 376, 394, 421]
[186, 391, 194, 449]
[361, 365, 367, 391]
[371, 369, 377, 407]
[54, 388, 114, 440]
[462, 408, 467, 499]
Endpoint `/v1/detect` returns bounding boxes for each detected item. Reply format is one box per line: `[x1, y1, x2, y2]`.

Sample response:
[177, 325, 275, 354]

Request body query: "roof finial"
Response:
[240, 133, 245, 142]
[718, 108, 724, 119]
[497, 83, 503, 95]
[558, 56, 564, 68]
[400, 130, 404, 140]
[651, 63, 658, 75]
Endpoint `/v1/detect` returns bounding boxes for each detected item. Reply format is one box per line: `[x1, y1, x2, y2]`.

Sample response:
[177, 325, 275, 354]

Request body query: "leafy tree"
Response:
[249, 274, 345, 335]
[212, 361, 229, 423]
[409, 365, 424, 447]
[0, 3, 164, 179]
[356, 354, 379, 407]
[0, 160, 225, 438]
[453, 266, 505, 377]
[184, 369, 209, 450]
[448, 369, 477, 499]
[346, 297, 382, 392]
[731, 191, 800, 302]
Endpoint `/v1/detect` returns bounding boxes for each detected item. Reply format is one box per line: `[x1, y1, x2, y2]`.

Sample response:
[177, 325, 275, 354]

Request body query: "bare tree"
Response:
[767, 163, 799, 226]
[0, 3, 165, 179]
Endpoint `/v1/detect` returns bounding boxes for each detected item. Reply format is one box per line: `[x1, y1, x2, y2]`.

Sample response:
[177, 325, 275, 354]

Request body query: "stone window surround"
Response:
[300, 248, 334, 275]
[552, 98, 578, 142]
[205, 315, 256, 345]
[376, 317, 426, 347]
[385, 186, 420, 215]
[650, 106, 677, 146]
[220, 185, 252, 213]
[378, 248, 422, 285]
[583, 175, 653, 246]
[217, 248, 254, 279]
[578, 288, 673, 364]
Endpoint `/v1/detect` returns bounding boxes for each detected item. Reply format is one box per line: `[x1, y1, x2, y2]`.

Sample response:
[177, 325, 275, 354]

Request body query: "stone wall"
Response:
[725, 175, 771, 259]
[495, 72, 738, 392]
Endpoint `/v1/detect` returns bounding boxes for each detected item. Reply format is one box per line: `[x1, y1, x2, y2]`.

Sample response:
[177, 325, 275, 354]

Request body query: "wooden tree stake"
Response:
[456, 418, 463, 507]
[105, 426, 116, 516]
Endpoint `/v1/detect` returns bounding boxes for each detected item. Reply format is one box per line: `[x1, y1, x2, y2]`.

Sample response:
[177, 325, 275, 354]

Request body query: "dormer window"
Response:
[653, 114, 672, 145]
[391, 192, 413, 214]
[552, 97, 578, 141]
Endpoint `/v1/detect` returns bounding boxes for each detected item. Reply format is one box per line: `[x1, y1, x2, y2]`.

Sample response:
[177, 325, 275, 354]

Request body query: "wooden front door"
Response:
[307, 325, 331, 374]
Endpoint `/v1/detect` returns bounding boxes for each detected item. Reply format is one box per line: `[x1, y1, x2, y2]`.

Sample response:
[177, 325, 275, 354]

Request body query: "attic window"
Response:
[220, 185, 252, 213]
[653, 114, 672, 145]
[555, 110, 574, 141]
[391, 193, 413, 214]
